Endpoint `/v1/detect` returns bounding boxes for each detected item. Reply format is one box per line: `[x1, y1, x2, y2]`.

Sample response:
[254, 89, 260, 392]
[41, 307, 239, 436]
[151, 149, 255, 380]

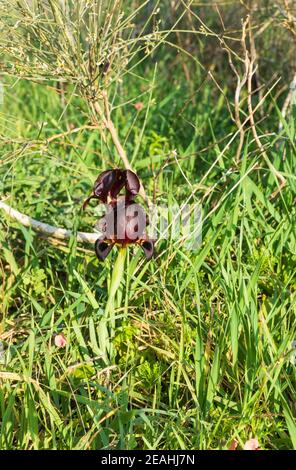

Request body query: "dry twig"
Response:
[245, 16, 286, 199]
[0, 201, 99, 244]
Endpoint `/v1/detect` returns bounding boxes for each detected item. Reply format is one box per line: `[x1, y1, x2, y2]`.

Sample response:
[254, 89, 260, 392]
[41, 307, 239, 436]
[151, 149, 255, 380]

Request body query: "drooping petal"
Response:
[124, 202, 146, 242]
[95, 239, 114, 261]
[125, 169, 140, 200]
[110, 169, 126, 200]
[84, 169, 141, 208]
[140, 239, 154, 260]
[83, 170, 116, 207]
[93, 170, 118, 203]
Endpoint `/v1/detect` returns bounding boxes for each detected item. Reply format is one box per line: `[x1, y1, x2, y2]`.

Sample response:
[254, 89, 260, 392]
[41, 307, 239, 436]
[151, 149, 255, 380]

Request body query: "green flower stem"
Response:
[99, 247, 127, 363]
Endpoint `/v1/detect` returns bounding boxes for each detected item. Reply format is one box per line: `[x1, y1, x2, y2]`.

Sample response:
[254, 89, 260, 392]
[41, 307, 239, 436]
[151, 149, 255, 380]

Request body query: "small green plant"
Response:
[22, 268, 47, 297]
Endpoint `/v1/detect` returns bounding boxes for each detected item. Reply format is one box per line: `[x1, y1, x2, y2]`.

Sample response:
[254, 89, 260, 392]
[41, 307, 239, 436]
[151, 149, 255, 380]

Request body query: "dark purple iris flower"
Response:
[83, 169, 154, 261]
[83, 169, 140, 208]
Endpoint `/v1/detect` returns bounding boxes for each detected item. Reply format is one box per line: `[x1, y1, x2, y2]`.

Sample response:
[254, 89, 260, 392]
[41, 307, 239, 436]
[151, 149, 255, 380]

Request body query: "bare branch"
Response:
[279, 71, 296, 132]
[0, 201, 99, 244]
[91, 91, 149, 204]
[226, 16, 250, 163]
[246, 16, 286, 199]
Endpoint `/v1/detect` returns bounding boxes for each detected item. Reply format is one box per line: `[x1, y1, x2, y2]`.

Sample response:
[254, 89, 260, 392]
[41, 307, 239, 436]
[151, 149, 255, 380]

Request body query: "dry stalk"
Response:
[91, 91, 148, 203]
[0, 201, 99, 244]
[226, 16, 250, 163]
[279, 71, 296, 133]
[245, 16, 286, 199]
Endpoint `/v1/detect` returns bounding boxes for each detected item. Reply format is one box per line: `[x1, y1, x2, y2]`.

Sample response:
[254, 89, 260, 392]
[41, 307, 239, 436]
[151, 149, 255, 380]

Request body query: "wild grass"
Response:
[0, 0, 295, 450]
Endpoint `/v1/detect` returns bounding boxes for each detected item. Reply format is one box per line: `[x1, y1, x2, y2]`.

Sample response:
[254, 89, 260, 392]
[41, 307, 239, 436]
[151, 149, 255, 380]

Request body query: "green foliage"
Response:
[22, 268, 48, 297]
[0, 0, 295, 452]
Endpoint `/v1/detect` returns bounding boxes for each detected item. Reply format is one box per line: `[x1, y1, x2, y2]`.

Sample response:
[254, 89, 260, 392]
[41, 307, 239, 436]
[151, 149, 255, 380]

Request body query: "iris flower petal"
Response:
[140, 240, 154, 260]
[93, 170, 117, 202]
[84, 169, 140, 207]
[85, 169, 153, 262]
[95, 239, 114, 261]
[125, 169, 140, 199]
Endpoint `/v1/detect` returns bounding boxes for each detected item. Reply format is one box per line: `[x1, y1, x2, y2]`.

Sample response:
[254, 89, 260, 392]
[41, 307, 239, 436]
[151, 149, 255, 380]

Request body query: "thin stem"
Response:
[99, 247, 126, 363]
[105, 246, 127, 322]
[0, 201, 99, 244]
[91, 92, 149, 204]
